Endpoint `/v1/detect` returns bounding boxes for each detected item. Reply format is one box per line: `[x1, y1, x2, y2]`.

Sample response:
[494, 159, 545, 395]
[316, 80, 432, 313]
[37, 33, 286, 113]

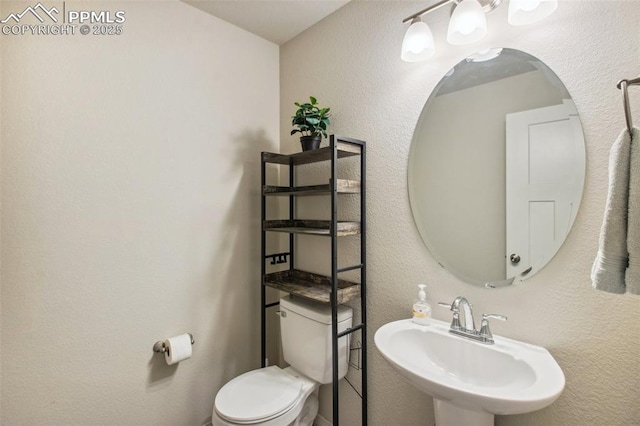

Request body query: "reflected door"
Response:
[506, 100, 585, 278]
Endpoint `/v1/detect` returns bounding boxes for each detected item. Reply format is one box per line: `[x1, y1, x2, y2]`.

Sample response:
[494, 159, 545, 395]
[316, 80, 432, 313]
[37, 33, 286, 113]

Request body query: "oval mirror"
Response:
[408, 48, 585, 288]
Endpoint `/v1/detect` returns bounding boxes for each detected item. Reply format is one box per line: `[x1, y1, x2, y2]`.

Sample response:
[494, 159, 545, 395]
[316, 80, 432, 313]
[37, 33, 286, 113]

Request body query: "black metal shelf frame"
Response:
[260, 135, 367, 426]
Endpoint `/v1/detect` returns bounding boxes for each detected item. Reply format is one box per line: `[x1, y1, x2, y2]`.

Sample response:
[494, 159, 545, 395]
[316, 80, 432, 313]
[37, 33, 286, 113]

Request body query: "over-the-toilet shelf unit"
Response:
[261, 135, 367, 426]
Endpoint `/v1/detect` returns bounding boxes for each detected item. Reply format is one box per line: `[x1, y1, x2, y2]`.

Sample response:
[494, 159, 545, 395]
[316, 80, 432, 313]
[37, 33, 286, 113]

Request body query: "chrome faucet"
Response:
[438, 297, 507, 345]
[452, 296, 475, 332]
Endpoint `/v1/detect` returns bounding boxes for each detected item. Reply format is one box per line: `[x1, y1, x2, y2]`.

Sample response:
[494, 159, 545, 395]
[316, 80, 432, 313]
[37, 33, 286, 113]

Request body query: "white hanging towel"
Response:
[625, 128, 640, 294]
[591, 128, 632, 293]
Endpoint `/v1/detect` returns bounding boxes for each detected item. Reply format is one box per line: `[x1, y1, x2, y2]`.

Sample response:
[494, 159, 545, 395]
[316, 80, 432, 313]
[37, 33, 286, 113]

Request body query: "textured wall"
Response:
[0, 8, 3, 418]
[281, 1, 640, 425]
[1, 1, 279, 424]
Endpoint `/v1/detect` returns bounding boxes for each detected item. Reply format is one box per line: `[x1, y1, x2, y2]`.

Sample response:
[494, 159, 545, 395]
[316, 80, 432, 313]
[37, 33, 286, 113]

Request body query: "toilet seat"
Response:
[215, 366, 303, 424]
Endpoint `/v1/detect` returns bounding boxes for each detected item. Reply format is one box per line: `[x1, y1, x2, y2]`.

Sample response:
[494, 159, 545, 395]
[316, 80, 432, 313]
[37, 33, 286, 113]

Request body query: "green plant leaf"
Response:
[291, 96, 331, 138]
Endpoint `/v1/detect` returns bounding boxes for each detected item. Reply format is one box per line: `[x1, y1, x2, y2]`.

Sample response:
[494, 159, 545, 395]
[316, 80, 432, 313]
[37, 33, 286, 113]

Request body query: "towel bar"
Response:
[617, 77, 640, 134]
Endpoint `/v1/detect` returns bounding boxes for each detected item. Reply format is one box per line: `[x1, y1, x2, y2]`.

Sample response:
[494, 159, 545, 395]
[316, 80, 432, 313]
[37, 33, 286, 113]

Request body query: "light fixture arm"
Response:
[402, 0, 456, 24]
[402, 0, 502, 23]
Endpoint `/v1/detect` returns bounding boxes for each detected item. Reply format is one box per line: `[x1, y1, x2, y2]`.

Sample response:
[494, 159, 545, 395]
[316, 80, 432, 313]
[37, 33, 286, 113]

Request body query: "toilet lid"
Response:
[215, 366, 303, 423]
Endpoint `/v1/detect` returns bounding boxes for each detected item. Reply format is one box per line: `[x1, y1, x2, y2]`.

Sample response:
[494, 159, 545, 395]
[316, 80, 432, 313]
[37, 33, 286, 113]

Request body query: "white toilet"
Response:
[212, 295, 353, 426]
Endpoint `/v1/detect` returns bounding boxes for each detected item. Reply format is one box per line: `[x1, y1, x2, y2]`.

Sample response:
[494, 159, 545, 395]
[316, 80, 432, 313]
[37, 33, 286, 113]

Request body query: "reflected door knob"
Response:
[510, 253, 521, 264]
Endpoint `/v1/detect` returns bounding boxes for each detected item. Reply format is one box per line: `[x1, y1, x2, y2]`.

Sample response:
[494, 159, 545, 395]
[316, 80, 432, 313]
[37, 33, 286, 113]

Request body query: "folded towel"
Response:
[625, 128, 640, 294]
[592, 128, 632, 293]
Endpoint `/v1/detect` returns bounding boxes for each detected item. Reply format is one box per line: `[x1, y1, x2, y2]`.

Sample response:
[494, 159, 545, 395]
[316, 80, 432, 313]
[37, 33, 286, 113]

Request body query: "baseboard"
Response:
[314, 414, 332, 426]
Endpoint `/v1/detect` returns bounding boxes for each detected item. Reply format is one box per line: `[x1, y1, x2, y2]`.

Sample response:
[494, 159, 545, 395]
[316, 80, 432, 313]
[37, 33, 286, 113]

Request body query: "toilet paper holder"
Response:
[153, 333, 195, 354]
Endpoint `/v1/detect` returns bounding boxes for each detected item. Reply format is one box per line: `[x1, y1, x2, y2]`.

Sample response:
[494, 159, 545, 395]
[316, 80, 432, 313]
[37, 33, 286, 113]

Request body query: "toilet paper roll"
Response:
[164, 334, 192, 365]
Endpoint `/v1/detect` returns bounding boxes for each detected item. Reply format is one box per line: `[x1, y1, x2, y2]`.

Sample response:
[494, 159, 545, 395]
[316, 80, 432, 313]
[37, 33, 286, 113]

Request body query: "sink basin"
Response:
[375, 319, 565, 425]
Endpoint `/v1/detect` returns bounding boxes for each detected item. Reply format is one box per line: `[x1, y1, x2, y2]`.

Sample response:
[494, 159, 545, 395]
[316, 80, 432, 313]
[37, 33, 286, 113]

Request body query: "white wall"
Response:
[0, 11, 3, 418]
[1, 1, 279, 424]
[281, 1, 640, 425]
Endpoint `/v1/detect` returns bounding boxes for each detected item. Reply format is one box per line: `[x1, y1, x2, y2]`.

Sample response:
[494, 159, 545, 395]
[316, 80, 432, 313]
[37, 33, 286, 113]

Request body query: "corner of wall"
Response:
[0, 0, 3, 416]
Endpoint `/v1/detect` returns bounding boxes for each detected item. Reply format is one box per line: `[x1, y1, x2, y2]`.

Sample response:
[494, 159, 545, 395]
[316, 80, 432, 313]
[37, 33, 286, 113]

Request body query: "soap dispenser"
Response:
[412, 284, 432, 325]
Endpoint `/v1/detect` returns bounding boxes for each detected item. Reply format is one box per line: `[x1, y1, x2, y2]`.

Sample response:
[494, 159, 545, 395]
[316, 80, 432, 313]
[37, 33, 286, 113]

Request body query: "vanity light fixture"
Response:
[447, 0, 487, 45]
[401, 0, 558, 62]
[401, 17, 436, 62]
[508, 0, 558, 25]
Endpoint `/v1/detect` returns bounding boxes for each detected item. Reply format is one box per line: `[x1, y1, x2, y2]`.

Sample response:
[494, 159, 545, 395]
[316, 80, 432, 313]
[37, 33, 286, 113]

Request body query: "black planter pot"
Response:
[300, 135, 322, 151]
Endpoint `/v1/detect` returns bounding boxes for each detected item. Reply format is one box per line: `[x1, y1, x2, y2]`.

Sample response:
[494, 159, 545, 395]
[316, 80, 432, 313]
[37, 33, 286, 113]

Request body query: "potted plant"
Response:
[291, 96, 331, 151]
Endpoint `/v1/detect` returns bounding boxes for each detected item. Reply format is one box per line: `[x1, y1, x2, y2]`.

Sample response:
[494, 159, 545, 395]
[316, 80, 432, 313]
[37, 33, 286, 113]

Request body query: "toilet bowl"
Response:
[212, 366, 318, 426]
[212, 296, 353, 426]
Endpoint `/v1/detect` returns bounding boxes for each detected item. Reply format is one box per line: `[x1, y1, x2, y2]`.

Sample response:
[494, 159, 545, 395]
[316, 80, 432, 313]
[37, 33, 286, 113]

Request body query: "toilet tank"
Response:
[279, 295, 353, 384]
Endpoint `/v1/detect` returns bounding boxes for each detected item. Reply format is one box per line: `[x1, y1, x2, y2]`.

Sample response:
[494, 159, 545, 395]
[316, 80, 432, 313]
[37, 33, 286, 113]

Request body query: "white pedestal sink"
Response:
[374, 319, 565, 426]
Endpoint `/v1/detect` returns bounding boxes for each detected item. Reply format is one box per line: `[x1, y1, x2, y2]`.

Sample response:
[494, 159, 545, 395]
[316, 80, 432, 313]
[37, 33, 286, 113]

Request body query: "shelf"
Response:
[264, 269, 361, 304]
[263, 179, 360, 196]
[263, 220, 360, 236]
[260, 135, 367, 426]
[262, 141, 361, 166]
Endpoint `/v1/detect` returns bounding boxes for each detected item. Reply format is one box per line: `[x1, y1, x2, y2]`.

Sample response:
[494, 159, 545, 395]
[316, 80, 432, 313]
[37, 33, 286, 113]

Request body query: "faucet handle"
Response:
[482, 313, 507, 322]
[479, 313, 507, 343]
[438, 301, 454, 310]
[438, 302, 462, 330]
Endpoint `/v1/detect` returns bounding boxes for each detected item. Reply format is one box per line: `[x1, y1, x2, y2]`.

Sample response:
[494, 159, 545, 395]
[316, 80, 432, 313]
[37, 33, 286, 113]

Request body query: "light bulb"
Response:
[447, 0, 487, 46]
[508, 0, 558, 26]
[520, 0, 542, 12]
[401, 18, 435, 62]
